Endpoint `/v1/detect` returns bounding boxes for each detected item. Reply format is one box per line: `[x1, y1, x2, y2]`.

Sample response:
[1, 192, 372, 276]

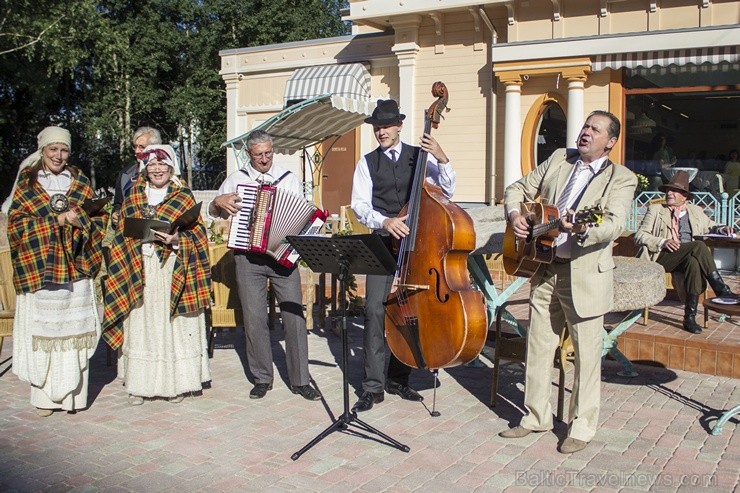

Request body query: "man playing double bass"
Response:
[502, 111, 637, 453]
[350, 99, 455, 413]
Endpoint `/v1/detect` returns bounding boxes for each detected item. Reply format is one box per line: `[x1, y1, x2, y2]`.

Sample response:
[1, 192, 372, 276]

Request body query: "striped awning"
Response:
[283, 63, 371, 106]
[592, 46, 738, 72]
[223, 94, 373, 158]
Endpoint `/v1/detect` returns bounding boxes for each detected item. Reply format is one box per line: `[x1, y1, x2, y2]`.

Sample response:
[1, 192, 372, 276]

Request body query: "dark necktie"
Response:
[389, 149, 397, 162]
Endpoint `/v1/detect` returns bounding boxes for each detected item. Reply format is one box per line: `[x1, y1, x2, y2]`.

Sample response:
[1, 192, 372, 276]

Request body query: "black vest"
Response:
[366, 144, 420, 217]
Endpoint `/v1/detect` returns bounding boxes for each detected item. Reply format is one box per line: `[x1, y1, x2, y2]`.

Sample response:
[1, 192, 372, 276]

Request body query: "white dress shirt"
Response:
[350, 142, 456, 230]
[555, 155, 609, 259]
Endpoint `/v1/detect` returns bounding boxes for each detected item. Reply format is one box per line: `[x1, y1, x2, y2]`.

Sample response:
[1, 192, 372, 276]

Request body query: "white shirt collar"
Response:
[38, 168, 72, 178]
[245, 163, 277, 182]
[578, 155, 609, 173]
[383, 143, 403, 159]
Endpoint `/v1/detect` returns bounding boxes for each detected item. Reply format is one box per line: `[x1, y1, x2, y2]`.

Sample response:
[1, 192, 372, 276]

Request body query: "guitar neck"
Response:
[531, 218, 560, 238]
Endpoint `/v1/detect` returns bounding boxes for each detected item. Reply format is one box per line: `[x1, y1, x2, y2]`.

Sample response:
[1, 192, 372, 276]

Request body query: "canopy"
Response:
[223, 93, 373, 165]
[591, 46, 738, 71]
[284, 63, 371, 106]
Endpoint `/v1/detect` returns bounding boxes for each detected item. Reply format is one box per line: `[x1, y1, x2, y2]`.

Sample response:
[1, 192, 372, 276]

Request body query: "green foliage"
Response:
[333, 226, 364, 315]
[208, 219, 225, 244]
[0, 0, 350, 200]
[635, 173, 650, 196]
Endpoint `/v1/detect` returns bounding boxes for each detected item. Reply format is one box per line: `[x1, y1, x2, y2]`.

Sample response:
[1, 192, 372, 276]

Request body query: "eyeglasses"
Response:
[249, 150, 273, 160]
[146, 162, 169, 170]
[136, 149, 171, 166]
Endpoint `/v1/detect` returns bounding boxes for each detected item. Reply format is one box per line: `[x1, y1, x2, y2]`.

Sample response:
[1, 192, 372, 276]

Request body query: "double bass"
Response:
[384, 82, 488, 370]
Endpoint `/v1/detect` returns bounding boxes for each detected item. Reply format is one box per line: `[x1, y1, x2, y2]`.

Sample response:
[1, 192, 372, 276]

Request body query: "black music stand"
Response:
[286, 233, 410, 460]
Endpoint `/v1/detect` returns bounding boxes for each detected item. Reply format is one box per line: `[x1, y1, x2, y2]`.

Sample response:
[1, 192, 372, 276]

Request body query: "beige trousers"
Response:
[520, 261, 604, 442]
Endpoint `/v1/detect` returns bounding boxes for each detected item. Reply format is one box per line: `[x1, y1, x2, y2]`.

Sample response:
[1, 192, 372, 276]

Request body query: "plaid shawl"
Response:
[102, 177, 211, 350]
[8, 169, 105, 294]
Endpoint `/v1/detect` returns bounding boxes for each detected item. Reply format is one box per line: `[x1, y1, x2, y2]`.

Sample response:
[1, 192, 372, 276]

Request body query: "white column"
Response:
[223, 74, 240, 175]
[394, 46, 420, 142]
[392, 15, 422, 143]
[566, 78, 586, 149]
[503, 82, 523, 187]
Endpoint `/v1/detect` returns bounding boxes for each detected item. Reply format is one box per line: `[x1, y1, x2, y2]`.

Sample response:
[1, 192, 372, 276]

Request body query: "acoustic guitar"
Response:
[502, 202, 604, 277]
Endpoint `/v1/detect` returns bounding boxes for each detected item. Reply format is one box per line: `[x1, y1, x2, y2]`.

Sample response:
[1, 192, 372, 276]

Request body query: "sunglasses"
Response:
[136, 149, 171, 165]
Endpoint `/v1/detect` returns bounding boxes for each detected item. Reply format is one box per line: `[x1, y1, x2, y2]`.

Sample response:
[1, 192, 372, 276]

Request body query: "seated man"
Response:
[634, 170, 735, 334]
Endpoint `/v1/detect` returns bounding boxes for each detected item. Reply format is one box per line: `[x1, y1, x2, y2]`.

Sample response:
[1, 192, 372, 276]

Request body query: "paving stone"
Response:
[0, 321, 738, 493]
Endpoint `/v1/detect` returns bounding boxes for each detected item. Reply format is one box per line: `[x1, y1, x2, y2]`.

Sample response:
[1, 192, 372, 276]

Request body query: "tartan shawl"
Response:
[8, 169, 105, 294]
[102, 177, 211, 350]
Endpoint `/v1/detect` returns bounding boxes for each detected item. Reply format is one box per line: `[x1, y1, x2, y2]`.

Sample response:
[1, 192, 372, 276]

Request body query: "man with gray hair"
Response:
[111, 126, 162, 227]
[209, 129, 321, 402]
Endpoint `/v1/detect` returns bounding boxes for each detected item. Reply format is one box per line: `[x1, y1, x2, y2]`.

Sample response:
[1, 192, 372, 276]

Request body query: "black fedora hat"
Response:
[364, 99, 406, 125]
[659, 170, 692, 197]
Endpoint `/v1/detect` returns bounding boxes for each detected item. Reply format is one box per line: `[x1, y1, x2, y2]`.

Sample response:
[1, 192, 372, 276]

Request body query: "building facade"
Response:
[220, 0, 740, 210]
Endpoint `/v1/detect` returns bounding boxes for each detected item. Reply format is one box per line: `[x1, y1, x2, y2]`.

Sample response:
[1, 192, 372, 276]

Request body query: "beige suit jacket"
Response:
[634, 203, 719, 261]
[504, 148, 637, 319]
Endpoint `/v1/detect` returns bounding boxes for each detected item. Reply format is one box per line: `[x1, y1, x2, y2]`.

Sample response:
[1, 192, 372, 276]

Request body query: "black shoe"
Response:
[291, 384, 322, 401]
[683, 317, 702, 334]
[249, 383, 272, 399]
[351, 391, 384, 413]
[385, 381, 424, 402]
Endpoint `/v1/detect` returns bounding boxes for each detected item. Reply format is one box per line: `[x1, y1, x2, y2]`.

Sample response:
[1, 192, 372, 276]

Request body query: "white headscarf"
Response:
[2, 126, 72, 213]
[137, 144, 181, 176]
[137, 144, 183, 189]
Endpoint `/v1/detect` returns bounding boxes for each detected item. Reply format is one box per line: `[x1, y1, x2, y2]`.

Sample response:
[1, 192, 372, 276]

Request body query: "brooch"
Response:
[142, 204, 157, 219]
[49, 194, 69, 213]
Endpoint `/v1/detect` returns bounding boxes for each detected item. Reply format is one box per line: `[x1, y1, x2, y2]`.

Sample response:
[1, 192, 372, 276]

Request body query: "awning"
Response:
[223, 94, 373, 158]
[284, 63, 371, 106]
[592, 46, 738, 72]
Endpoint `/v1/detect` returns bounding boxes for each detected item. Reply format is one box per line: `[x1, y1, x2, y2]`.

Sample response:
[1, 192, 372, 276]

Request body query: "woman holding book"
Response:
[103, 144, 211, 405]
[8, 126, 107, 416]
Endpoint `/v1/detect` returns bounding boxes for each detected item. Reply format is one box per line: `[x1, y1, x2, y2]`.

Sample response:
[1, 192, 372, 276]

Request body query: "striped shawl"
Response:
[8, 169, 105, 294]
[102, 177, 211, 350]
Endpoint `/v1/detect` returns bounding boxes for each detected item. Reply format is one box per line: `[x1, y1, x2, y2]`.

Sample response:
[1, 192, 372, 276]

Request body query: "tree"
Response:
[0, 0, 350, 201]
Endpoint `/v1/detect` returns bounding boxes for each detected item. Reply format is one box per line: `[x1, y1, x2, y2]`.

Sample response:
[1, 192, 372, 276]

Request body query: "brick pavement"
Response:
[0, 320, 738, 492]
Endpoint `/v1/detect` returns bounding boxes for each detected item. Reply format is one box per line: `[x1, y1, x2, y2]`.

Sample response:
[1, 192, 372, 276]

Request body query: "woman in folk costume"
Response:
[8, 126, 106, 417]
[103, 144, 211, 405]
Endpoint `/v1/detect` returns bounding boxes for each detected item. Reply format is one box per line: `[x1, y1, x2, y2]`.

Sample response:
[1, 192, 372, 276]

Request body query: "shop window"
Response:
[623, 64, 740, 193]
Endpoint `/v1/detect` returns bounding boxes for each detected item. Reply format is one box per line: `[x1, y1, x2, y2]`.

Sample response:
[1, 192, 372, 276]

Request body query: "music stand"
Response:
[286, 233, 410, 460]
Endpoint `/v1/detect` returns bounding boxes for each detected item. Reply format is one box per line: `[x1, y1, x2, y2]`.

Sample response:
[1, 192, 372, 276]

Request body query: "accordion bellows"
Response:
[227, 183, 326, 267]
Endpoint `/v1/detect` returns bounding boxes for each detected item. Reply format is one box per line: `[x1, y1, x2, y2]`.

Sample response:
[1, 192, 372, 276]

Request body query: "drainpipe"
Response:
[479, 6, 499, 205]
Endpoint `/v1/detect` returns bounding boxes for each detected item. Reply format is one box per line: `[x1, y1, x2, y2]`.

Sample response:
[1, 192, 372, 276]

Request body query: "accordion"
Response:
[226, 183, 327, 267]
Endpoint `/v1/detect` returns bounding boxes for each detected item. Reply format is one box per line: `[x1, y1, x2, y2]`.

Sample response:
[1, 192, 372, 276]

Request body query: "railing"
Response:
[628, 190, 740, 231]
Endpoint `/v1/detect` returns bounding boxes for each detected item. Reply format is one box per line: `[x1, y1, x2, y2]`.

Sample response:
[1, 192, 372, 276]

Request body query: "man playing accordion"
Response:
[209, 130, 321, 401]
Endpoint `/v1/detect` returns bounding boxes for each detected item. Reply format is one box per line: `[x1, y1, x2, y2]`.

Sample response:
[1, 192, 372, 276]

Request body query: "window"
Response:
[535, 103, 567, 167]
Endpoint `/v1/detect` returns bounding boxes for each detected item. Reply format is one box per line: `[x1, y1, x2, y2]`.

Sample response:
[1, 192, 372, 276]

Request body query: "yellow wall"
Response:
[415, 13, 491, 203]
[487, 0, 738, 42]
[240, 75, 289, 108]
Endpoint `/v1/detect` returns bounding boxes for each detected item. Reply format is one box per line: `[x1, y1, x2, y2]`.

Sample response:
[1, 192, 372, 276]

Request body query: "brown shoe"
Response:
[35, 408, 53, 417]
[498, 426, 544, 438]
[558, 437, 588, 454]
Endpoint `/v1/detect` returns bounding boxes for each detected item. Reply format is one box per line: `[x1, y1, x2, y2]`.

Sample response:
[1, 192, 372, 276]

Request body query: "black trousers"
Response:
[362, 273, 413, 393]
[656, 241, 717, 296]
